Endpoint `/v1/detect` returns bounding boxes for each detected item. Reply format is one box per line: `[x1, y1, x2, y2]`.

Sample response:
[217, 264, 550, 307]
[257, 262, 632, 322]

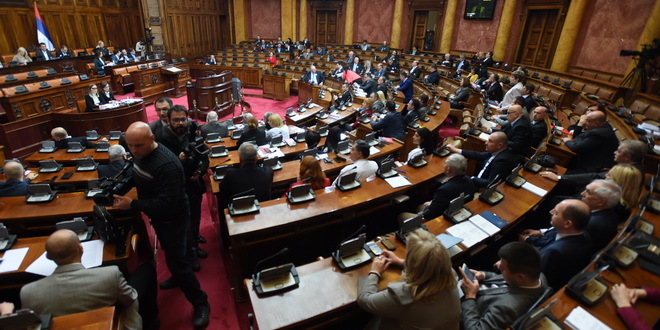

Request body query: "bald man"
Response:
[112, 122, 210, 328]
[0, 161, 37, 197]
[20, 230, 141, 329]
[50, 127, 97, 150]
[447, 131, 520, 188]
[302, 65, 325, 86]
[498, 104, 532, 154]
[530, 106, 549, 148]
[562, 110, 618, 174]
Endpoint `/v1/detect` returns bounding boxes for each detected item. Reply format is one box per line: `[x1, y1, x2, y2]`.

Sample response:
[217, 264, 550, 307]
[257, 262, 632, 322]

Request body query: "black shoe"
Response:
[195, 247, 208, 259]
[193, 303, 210, 328]
[159, 277, 178, 290]
[192, 259, 200, 272]
[197, 235, 206, 244]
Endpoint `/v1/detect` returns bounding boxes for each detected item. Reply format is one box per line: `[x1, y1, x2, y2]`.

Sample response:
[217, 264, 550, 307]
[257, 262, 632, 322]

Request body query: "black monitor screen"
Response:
[464, 0, 497, 20]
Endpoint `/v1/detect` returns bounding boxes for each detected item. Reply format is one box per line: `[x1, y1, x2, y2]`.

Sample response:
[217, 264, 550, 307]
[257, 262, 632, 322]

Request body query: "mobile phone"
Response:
[323, 158, 333, 164]
[462, 263, 475, 281]
[62, 172, 73, 179]
[334, 157, 345, 163]
[366, 241, 382, 256]
[381, 238, 396, 251]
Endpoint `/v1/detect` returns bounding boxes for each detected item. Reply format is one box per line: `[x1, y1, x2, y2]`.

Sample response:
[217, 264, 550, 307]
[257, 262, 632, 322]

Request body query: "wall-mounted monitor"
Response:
[464, 0, 497, 20]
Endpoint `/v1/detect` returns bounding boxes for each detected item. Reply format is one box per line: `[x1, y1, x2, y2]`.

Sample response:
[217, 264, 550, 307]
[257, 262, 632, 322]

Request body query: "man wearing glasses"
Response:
[149, 97, 172, 142]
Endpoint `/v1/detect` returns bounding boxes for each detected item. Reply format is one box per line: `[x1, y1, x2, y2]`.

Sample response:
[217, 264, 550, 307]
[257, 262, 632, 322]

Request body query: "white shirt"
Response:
[266, 126, 290, 141]
[499, 82, 524, 110]
[332, 159, 378, 186]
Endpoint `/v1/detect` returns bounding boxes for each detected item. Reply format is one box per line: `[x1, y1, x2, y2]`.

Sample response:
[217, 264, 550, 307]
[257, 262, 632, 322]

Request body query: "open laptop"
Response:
[443, 193, 473, 223]
[67, 142, 85, 153]
[205, 132, 222, 143]
[262, 157, 282, 171]
[229, 195, 260, 215]
[332, 233, 371, 270]
[337, 140, 351, 155]
[337, 171, 360, 191]
[365, 132, 378, 146]
[210, 145, 229, 158]
[86, 130, 100, 140]
[76, 158, 98, 171]
[26, 184, 57, 203]
[56, 218, 93, 241]
[408, 152, 428, 168]
[377, 159, 398, 179]
[231, 129, 243, 140]
[39, 141, 56, 153]
[270, 135, 286, 148]
[395, 214, 428, 245]
[287, 183, 315, 204]
[85, 179, 104, 198]
[212, 165, 230, 181]
[38, 160, 62, 173]
[95, 141, 110, 152]
[109, 131, 122, 140]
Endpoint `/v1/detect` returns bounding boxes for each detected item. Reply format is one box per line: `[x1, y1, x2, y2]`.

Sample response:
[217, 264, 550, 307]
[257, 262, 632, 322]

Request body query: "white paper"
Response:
[0, 247, 29, 273]
[446, 221, 489, 248]
[369, 146, 380, 155]
[468, 215, 501, 236]
[564, 306, 611, 330]
[478, 132, 491, 141]
[480, 118, 495, 129]
[385, 176, 411, 188]
[25, 240, 105, 276]
[522, 182, 548, 197]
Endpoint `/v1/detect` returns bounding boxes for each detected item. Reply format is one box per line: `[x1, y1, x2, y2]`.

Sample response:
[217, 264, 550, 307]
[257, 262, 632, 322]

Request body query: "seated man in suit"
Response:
[344, 50, 355, 65]
[519, 199, 593, 290]
[360, 40, 371, 51]
[301, 65, 325, 86]
[522, 83, 538, 113]
[460, 242, 548, 330]
[55, 45, 72, 58]
[562, 109, 618, 174]
[36, 42, 53, 61]
[220, 142, 273, 208]
[333, 83, 352, 107]
[495, 105, 532, 155]
[440, 53, 453, 67]
[355, 72, 376, 97]
[455, 54, 470, 77]
[375, 41, 390, 52]
[205, 54, 217, 65]
[408, 60, 422, 79]
[374, 62, 387, 80]
[331, 62, 344, 79]
[0, 161, 38, 197]
[200, 111, 229, 138]
[50, 127, 97, 150]
[580, 179, 622, 252]
[332, 140, 378, 186]
[349, 56, 363, 74]
[126, 48, 139, 62]
[314, 46, 326, 56]
[98, 145, 130, 179]
[529, 106, 549, 149]
[424, 64, 440, 85]
[20, 230, 141, 329]
[149, 97, 172, 142]
[446, 132, 519, 188]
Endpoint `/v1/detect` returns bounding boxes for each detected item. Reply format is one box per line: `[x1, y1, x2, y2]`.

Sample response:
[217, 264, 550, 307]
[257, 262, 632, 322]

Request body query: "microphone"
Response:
[232, 187, 255, 199]
[335, 165, 358, 187]
[253, 247, 289, 274]
[337, 225, 366, 247]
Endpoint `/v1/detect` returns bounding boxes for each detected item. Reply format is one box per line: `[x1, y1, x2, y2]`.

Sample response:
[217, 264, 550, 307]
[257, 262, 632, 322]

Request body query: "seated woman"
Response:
[12, 47, 32, 65]
[370, 100, 405, 141]
[605, 164, 643, 220]
[262, 112, 274, 130]
[266, 114, 290, 141]
[84, 84, 101, 112]
[372, 91, 387, 113]
[98, 81, 116, 104]
[467, 66, 480, 84]
[266, 51, 277, 66]
[346, 98, 375, 131]
[237, 115, 267, 147]
[93, 51, 106, 76]
[449, 77, 471, 109]
[285, 155, 330, 194]
[407, 127, 434, 162]
[357, 229, 461, 329]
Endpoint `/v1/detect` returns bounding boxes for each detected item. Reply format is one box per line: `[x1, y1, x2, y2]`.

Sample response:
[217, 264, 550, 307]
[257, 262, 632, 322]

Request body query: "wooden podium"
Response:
[262, 74, 291, 100]
[186, 71, 234, 118]
[297, 81, 320, 105]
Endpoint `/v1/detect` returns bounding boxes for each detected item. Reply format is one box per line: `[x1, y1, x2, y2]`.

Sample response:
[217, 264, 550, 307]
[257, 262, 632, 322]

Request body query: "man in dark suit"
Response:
[98, 145, 131, 179]
[497, 105, 532, 154]
[396, 71, 413, 103]
[522, 83, 538, 113]
[446, 132, 519, 188]
[439, 53, 453, 67]
[408, 60, 422, 79]
[333, 83, 352, 107]
[581, 179, 622, 252]
[0, 161, 37, 197]
[519, 199, 593, 290]
[563, 110, 618, 174]
[375, 41, 390, 52]
[356, 72, 376, 97]
[36, 42, 53, 61]
[530, 106, 549, 149]
[94, 40, 110, 56]
[50, 127, 97, 150]
[301, 65, 325, 86]
[424, 64, 440, 85]
[205, 54, 217, 65]
[377, 76, 388, 98]
[274, 43, 285, 53]
[455, 53, 470, 77]
[126, 48, 139, 62]
[331, 62, 344, 79]
[484, 73, 504, 103]
[55, 45, 72, 58]
[460, 242, 549, 330]
[200, 111, 229, 138]
[344, 50, 355, 65]
[349, 56, 363, 74]
[374, 62, 387, 80]
[421, 154, 475, 220]
[149, 97, 172, 142]
[220, 142, 273, 208]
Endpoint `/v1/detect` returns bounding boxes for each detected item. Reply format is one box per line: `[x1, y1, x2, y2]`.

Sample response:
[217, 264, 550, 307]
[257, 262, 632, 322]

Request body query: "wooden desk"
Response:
[186, 71, 234, 118]
[30, 166, 99, 189]
[284, 106, 323, 127]
[51, 306, 116, 330]
[130, 64, 190, 104]
[189, 64, 265, 89]
[262, 74, 291, 100]
[24, 148, 112, 167]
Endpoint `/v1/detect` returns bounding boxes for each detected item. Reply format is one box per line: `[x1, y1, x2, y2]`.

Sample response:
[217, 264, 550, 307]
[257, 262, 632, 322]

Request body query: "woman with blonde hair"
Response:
[84, 84, 101, 112]
[373, 90, 387, 113]
[12, 47, 32, 65]
[606, 164, 643, 220]
[266, 113, 290, 141]
[284, 156, 330, 196]
[357, 229, 461, 329]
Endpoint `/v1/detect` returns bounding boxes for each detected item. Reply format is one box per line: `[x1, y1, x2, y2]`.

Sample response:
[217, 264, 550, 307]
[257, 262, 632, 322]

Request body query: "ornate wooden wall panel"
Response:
[161, 0, 227, 58]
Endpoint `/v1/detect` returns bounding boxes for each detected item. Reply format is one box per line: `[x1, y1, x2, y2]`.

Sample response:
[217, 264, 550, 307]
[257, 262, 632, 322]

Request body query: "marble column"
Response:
[440, 0, 458, 53]
[344, 0, 354, 44]
[233, 0, 246, 42]
[391, 0, 404, 48]
[551, 0, 588, 72]
[493, 0, 517, 62]
[300, 0, 307, 41]
[281, 0, 296, 41]
[626, 0, 660, 75]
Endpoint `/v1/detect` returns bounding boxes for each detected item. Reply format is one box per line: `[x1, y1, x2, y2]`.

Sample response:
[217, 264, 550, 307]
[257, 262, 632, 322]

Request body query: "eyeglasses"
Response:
[91, 87, 98, 90]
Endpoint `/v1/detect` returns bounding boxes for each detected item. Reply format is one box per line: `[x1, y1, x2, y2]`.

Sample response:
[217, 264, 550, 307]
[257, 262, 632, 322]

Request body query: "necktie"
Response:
[477, 154, 496, 178]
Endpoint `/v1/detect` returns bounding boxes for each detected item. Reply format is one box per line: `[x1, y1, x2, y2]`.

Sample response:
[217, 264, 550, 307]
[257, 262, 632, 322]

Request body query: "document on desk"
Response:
[446, 221, 489, 248]
[25, 240, 105, 276]
[522, 182, 548, 197]
[478, 132, 491, 141]
[564, 306, 611, 330]
[0, 247, 29, 273]
[369, 146, 380, 155]
[480, 118, 495, 130]
[385, 176, 411, 188]
[468, 214, 501, 236]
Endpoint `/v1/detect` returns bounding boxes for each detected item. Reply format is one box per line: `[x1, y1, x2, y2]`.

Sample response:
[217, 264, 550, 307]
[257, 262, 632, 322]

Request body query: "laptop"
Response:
[76, 158, 98, 171]
[318, 125, 328, 137]
[95, 141, 110, 152]
[337, 140, 351, 155]
[337, 171, 360, 191]
[109, 131, 122, 140]
[26, 184, 57, 203]
[229, 195, 260, 215]
[408, 152, 428, 168]
[0, 223, 17, 252]
[212, 165, 230, 181]
[38, 160, 62, 173]
[270, 135, 285, 148]
[377, 159, 398, 179]
[332, 233, 371, 270]
[287, 183, 315, 204]
[205, 133, 222, 143]
[365, 132, 378, 146]
[395, 214, 428, 245]
[443, 193, 473, 223]
[67, 142, 85, 153]
[39, 141, 56, 153]
[86, 130, 100, 140]
[210, 145, 229, 158]
[262, 157, 282, 171]
[231, 129, 243, 140]
[56, 218, 93, 241]
[85, 179, 104, 198]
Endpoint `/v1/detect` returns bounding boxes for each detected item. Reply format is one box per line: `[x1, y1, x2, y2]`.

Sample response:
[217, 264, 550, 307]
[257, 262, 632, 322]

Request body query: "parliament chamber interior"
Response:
[0, 0, 659, 329]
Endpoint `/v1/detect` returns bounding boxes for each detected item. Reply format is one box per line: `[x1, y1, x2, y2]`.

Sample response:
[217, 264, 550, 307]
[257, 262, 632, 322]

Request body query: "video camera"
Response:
[93, 161, 134, 206]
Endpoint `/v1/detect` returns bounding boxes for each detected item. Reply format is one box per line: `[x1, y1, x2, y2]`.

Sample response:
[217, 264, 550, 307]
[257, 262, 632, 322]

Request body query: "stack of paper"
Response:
[564, 306, 611, 330]
[446, 212, 508, 248]
[522, 182, 548, 197]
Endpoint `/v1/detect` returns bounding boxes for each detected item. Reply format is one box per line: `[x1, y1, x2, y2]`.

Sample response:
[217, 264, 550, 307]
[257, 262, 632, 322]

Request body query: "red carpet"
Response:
[129, 91, 298, 329]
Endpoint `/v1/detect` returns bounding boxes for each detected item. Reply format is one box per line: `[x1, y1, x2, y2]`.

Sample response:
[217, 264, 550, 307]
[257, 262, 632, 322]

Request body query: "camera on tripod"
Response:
[93, 161, 134, 206]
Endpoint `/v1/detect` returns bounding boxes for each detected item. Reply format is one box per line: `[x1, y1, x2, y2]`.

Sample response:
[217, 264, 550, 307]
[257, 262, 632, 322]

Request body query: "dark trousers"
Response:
[188, 192, 203, 246]
[128, 262, 159, 329]
[152, 217, 207, 306]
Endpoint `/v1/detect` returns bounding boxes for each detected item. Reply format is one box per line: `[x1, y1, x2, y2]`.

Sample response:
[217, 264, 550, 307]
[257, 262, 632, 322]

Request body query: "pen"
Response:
[394, 169, 407, 174]
[400, 175, 410, 180]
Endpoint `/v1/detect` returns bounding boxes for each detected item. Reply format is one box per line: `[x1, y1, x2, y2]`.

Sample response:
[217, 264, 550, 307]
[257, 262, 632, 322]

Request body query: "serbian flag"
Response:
[343, 70, 361, 83]
[34, 2, 54, 50]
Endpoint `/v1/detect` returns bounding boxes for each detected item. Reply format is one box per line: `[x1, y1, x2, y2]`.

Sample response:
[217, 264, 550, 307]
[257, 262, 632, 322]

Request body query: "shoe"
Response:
[192, 260, 200, 272]
[193, 303, 210, 328]
[159, 277, 178, 290]
[195, 247, 208, 259]
[197, 235, 206, 244]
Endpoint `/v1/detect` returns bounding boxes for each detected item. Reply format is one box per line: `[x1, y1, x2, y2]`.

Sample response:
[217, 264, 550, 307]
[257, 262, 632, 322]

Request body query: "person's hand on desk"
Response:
[380, 250, 403, 267]
[540, 171, 559, 181]
[610, 284, 646, 308]
[26, 172, 38, 180]
[459, 267, 481, 299]
[370, 255, 391, 277]
[561, 137, 571, 143]
[445, 144, 461, 154]
[518, 229, 542, 241]
[112, 194, 133, 210]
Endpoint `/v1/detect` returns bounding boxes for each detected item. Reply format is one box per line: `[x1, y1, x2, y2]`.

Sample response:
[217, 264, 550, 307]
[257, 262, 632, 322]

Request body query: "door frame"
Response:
[514, 3, 567, 68]
[310, 1, 343, 46]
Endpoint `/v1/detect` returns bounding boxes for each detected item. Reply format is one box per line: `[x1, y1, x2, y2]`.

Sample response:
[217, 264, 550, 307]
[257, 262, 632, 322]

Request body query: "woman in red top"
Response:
[286, 156, 330, 194]
[266, 51, 277, 66]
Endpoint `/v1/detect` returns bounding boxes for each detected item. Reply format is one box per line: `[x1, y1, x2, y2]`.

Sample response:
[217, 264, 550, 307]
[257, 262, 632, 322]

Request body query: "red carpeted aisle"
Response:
[126, 90, 297, 329]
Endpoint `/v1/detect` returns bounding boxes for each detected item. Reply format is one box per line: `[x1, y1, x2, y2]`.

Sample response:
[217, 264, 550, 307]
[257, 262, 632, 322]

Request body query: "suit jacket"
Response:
[98, 160, 130, 179]
[220, 163, 273, 208]
[332, 67, 344, 79]
[527, 230, 593, 289]
[149, 119, 167, 143]
[397, 78, 414, 103]
[94, 58, 106, 74]
[455, 60, 470, 73]
[0, 178, 30, 197]
[55, 50, 72, 58]
[461, 273, 548, 330]
[425, 71, 440, 85]
[565, 123, 618, 173]
[485, 82, 503, 103]
[500, 116, 532, 155]
[409, 66, 421, 79]
[85, 94, 100, 112]
[357, 275, 461, 330]
[20, 264, 141, 330]
[450, 87, 470, 109]
[481, 57, 494, 68]
[360, 78, 377, 97]
[461, 149, 520, 188]
[522, 95, 538, 113]
[54, 136, 96, 150]
[335, 91, 352, 107]
[374, 68, 387, 79]
[423, 175, 475, 220]
[237, 127, 267, 147]
[94, 46, 110, 56]
[99, 91, 115, 104]
[370, 112, 405, 141]
[36, 50, 54, 61]
[530, 120, 548, 149]
[349, 62, 363, 74]
[585, 208, 620, 252]
[302, 71, 325, 85]
[201, 121, 229, 138]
